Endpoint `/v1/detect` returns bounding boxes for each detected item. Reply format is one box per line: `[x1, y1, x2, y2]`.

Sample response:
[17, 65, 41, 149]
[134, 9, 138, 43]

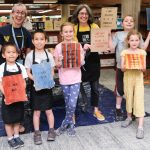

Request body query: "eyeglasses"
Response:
[78, 12, 88, 16]
[13, 11, 26, 17]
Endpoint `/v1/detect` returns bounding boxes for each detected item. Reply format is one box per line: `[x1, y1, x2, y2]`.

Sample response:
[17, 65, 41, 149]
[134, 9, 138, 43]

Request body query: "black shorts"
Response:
[115, 68, 124, 96]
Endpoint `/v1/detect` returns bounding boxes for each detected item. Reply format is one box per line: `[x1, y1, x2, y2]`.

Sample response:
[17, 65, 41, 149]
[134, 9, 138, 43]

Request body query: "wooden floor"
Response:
[0, 117, 150, 150]
[0, 69, 150, 150]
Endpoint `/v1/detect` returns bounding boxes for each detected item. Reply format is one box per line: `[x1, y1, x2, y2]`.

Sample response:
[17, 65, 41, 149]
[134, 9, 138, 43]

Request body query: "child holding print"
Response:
[25, 30, 56, 145]
[54, 22, 85, 136]
[121, 30, 146, 139]
[0, 42, 28, 149]
[112, 15, 150, 121]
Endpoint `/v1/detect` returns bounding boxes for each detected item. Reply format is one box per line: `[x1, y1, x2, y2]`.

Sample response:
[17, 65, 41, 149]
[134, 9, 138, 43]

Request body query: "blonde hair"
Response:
[60, 22, 74, 32]
[126, 30, 142, 48]
[123, 15, 135, 22]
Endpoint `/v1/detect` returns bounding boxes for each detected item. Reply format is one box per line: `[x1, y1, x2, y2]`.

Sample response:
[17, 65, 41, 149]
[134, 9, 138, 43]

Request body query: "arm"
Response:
[26, 68, 34, 81]
[143, 32, 150, 50]
[0, 81, 4, 95]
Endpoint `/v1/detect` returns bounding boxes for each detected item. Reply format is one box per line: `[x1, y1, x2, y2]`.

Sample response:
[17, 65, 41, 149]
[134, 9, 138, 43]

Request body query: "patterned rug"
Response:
[0, 83, 149, 136]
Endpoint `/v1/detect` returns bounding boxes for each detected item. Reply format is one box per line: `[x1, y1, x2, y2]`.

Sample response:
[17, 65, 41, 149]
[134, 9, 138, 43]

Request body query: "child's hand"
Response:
[56, 55, 63, 68]
[121, 67, 126, 72]
[83, 44, 91, 51]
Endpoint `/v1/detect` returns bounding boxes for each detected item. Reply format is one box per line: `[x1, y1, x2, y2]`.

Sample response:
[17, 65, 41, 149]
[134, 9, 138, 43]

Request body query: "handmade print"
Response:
[62, 43, 81, 68]
[31, 62, 55, 91]
[125, 54, 145, 69]
[2, 74, 27, 105]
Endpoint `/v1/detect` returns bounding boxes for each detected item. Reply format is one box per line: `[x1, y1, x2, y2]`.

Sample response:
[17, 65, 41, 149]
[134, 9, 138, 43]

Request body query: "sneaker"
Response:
[121, 118, 132, 128]
[94, 110, 105, 121]
[67, 127, 76, 137]
[116, 109, 124, 121]
[47, 128, 56, 141]
[34, 131, 42, 145]
[56, 126, 67, 136]
[136, 128, 144, 139]
[8, 138, 20, 149]
[14, 137, 24, 147]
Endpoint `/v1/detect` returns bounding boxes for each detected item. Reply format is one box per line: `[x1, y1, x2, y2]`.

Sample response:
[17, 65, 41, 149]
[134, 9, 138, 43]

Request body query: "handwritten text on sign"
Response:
[91, 28, 109, 53]
[101, 7, 117, 29]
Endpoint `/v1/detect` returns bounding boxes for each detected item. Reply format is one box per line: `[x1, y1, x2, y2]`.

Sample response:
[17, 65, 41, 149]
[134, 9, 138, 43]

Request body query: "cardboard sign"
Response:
[101, 7, 118, 29]
[91, 28, 109, 53]
[45, 20, 53, 31]
[31, 62, 55, 91]
[2, 74, 27, 105]
[125, 54, 145, 69]
[62, 43, 81, 68]
[146, 8, 150, 30]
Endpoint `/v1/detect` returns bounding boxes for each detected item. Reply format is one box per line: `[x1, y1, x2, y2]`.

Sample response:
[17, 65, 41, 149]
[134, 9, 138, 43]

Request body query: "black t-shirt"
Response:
[0, 24, 32, 64]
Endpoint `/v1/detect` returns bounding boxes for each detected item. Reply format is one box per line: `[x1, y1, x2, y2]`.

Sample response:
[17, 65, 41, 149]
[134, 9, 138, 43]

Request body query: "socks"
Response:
[14, 134, 19, 138]
[116, 104, 121, 109]
[8, 136, 13, 141]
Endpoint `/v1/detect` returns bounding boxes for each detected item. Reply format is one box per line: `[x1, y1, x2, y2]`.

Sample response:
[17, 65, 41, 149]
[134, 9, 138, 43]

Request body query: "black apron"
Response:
[77, 24, 100, 82]
[1, 63, 24, 124]
[30, 50, 53, 111]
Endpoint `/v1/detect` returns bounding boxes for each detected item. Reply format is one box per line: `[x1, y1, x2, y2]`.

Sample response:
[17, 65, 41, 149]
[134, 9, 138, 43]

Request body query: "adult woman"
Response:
[72, 4, 105, 121]
[0, 2, 32, 64]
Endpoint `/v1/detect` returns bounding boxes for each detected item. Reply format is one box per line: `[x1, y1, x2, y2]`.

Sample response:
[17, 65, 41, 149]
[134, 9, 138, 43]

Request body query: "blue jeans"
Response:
[61, 83, 80, 128]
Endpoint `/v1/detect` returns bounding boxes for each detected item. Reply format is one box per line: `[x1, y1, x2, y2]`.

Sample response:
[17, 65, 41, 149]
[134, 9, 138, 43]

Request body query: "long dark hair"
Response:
[71, 4, 94, 25]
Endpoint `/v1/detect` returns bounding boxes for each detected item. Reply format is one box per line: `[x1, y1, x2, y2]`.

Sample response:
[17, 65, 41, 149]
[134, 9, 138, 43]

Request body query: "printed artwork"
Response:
[2, 74, 27, 105]
[31, 62, 55, 91]
[125, 54, 145, 69]
[62, 43, 81, 68]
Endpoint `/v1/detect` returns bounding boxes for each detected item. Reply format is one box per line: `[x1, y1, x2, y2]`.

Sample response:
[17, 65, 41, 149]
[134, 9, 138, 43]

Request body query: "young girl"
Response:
[54, 22, 85, 136]
[112, 15, 150, 121]
[25, 30, 56, 145]
[0, 43, 28, 148]
[121, 30, 146, 139]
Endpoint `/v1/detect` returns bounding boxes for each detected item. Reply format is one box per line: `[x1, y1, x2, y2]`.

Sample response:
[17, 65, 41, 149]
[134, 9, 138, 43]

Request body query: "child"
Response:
[54, 22, 85, 136]
[25, 30, 56, 145]
[0, 42, 28, 148]
[112, 15, 150, 121]
[121, 30, 146, 139]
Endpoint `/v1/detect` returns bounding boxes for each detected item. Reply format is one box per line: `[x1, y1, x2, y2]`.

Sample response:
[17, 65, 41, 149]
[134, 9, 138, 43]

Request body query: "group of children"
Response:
[0, 14, 149, 149]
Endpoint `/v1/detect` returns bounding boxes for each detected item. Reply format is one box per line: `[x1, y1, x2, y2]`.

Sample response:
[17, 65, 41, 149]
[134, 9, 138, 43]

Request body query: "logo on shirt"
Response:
[4, 36, 10, 42]
[82, 34, 90, 43]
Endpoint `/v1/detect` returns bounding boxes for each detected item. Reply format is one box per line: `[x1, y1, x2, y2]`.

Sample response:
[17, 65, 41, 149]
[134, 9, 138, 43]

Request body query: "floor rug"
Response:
[0, 83, 150, 136]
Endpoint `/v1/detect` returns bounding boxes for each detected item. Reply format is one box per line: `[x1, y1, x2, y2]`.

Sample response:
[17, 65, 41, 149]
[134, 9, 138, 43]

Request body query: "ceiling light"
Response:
[0, 10, 11, 13]
[34, 0, 58, 3]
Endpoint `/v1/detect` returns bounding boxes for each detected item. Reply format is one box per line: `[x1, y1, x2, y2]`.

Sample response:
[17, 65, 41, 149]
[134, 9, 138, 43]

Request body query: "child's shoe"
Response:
[56, 126, 66, 136]
[14, 137, 24, 147]
[67, 127, 76, 137]
[94, 110, 105, 121]
[47, 128, 56, 141]
[136, 128, 144, 139]
[115, 109, 124, 121]
[121, 118, 132, 128]
[8, 138, 20, 149]
[34, 130, 42, 145]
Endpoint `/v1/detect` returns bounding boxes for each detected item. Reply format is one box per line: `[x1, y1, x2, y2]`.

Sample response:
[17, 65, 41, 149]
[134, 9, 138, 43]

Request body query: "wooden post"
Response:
[61, 4, 70, 23]
[121, 0, 141, 29]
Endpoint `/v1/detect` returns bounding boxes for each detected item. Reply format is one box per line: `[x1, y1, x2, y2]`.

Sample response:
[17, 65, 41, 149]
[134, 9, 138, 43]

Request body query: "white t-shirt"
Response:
[25, 49, 55, 69]
[0, 62, 28, 81]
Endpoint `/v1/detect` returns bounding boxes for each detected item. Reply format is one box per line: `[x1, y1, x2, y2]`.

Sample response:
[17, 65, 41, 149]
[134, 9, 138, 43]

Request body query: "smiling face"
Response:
[11, 5, 27, 28]
[122, 16, 135, 31]
[128, 34, 140, 50]
[32, 32, 47, 51]
[77, 7, 89, 25]
[61, 25, 74, 42]
[2, 46, 18, 64]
